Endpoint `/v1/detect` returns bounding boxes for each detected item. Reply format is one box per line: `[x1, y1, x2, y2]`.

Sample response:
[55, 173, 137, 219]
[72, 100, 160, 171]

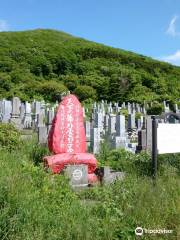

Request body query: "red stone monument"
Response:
[44, 94, 98, 183]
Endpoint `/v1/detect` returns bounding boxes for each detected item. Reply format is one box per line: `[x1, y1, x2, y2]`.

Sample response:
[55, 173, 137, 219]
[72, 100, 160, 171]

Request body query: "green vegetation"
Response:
[0, 124, 179, 239]
[0, 123, 21, 150]
[147, 102, 163, 115]
[74, 85, 97, 101]
[0, 29, 180, 104]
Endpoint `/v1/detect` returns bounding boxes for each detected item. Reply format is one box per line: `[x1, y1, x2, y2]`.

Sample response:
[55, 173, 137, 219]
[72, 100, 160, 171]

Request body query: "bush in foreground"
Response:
[0, 139, 179, 239]
[0, 123, 21, 151]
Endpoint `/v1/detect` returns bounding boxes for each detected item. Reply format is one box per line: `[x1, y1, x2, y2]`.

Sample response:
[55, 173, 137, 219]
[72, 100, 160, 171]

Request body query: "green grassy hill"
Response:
[0, 29, 180, 103]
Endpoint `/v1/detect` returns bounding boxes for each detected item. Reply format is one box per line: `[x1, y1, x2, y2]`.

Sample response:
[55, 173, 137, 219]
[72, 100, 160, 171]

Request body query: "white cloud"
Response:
[166, 15, 180, 37]
[160, 50, 180, 66]
[0, 19, 9, 32]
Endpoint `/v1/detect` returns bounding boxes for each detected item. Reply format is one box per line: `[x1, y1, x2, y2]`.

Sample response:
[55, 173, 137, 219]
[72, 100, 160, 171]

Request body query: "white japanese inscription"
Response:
[66, 98, 74, 153]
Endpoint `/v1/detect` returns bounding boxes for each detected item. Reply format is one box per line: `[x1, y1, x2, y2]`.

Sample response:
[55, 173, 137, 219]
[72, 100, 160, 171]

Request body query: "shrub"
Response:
[119, 108, 128, 119]
[97, 141, 111, 166]
[133, 151, 152, 176]
[61, 74, 79, 91]
[147, 103, 163, 115]
[74, 85, 97, 101]
[0, 123, 21, 151]
[98, 146, 152, 177]
[31, 143, 50, 166]
[158, 153, 180, 175]
[135, 112, 142, 120]
[106, 148, 134, 172]
[97, 146, 135, 173]
[37, 80, 68, 102]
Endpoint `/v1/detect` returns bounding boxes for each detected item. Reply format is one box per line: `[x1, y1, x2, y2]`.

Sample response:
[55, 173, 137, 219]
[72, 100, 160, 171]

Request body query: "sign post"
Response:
[151, 116, 157, 179]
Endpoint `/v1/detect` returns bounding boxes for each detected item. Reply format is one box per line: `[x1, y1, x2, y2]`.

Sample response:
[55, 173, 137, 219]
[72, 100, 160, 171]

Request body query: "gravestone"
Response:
[163, 101, 170, 113]
[40, 101, 46, 118]
[146, 116, 152, 152]
[116, 114, 125, 137]
[85, 121, 91, 142]
[142, 106, 146, 115]
[20, 103, 25, 121]
[132, 102, 135, 113]
[136, 119, 141, 130]
[107, 102, 113, 113]
[10, 97, 22, 129]
[136, 103, 140, 113]
[94, 112, 103, 132]
[1, 100, 12, 123]
[23, 102, 32, 128]
[104, 114, 109, 131]
[90, 127, 101, 154]
[141, 115, 144, 127]
[100, 100, 105, 115]
[37, 112, 45, 127]
[47, 109, 54, 132]
[0, 100, 3, 122]
[38, 126, 47, 144]
[174, 104, 179, 114]
[34, 101, 41, 116]
[108, 114, 116, 134]
[136, 129, 147, 152]
[93, 102, 97, 113]
[11, 97, 21, 117]
[122, 102, 126, 109]
[127, 102, 131, 114]
[128, 113, 135, 129]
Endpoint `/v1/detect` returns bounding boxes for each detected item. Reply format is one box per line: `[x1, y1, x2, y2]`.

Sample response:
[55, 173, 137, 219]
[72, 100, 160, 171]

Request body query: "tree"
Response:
[37, 80, 68, 102]
[147, 103, 163, 115]
[74, 85, 97, 101]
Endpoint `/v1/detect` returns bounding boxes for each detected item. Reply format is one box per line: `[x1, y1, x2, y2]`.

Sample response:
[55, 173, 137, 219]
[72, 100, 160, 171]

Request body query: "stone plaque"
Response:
[65, 164, 88, 187]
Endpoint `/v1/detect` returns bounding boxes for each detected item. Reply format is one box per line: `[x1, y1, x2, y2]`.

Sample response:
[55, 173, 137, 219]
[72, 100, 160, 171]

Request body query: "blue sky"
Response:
[0, 0, 180, 65]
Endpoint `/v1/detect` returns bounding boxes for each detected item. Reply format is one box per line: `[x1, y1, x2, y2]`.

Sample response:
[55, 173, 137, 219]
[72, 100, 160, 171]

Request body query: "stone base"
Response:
[95, 166, 125, 185]
[10, 117, 22, 130]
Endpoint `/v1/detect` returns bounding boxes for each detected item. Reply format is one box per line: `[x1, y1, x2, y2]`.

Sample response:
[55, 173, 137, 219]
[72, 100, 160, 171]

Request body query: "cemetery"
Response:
[1, 95, 180, 155]
[0, 93, 179, 239]
[1, 94, 180, 185]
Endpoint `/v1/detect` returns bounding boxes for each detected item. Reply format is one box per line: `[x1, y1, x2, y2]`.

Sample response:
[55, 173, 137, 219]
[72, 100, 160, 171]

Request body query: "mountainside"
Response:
[0, 29, 180, 103]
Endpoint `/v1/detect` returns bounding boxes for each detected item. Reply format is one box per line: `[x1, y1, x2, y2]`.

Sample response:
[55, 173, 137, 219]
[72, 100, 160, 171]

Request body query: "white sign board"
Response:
[157, 123, 180, 154]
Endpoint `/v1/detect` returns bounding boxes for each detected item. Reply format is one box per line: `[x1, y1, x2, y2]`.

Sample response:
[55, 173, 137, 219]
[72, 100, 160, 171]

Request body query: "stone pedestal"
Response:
[10, 117, 22, 129]
[97, 166, 125, 185]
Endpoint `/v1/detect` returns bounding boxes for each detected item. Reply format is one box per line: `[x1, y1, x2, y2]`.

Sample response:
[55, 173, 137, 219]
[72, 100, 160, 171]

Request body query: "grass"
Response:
[0, 138, 179, 240]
